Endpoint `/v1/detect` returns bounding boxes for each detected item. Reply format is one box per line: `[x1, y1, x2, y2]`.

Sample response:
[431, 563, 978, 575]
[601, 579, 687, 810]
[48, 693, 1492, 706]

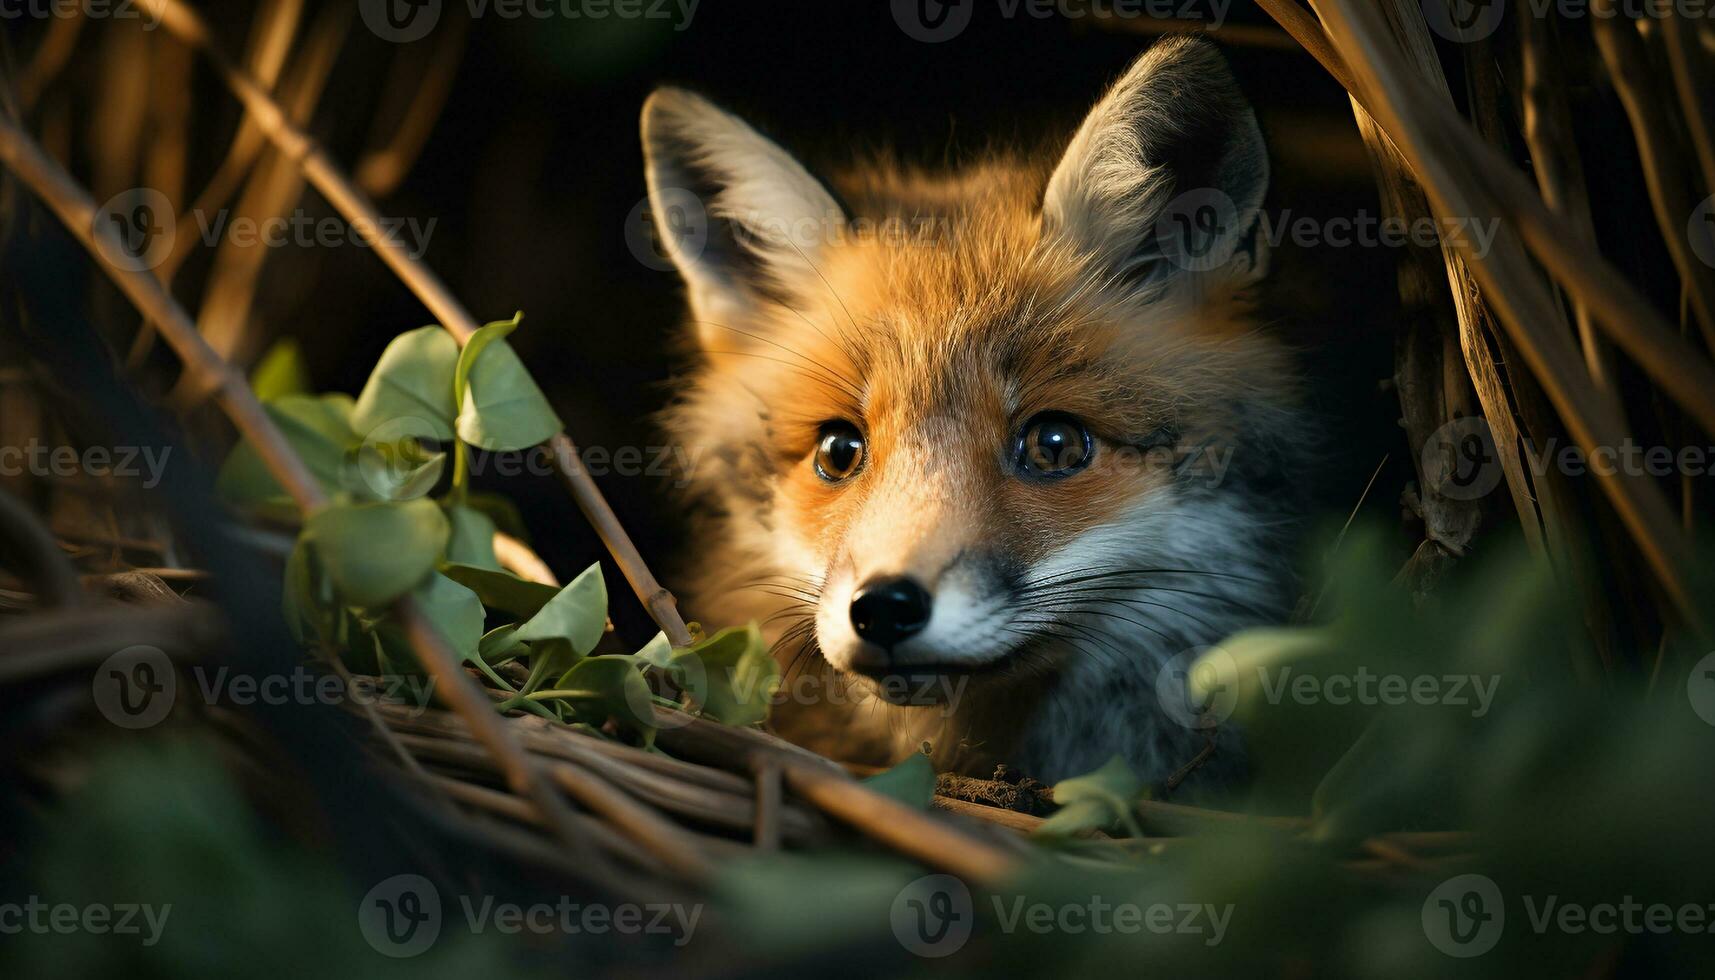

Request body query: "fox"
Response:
[641, 36, 1307, 789]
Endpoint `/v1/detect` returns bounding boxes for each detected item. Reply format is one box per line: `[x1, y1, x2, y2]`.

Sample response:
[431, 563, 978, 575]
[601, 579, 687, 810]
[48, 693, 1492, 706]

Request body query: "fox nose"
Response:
[850, 576, 932, 649]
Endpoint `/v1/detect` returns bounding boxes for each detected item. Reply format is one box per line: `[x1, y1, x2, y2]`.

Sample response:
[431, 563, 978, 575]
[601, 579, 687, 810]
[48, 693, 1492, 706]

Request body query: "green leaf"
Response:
[215, 394, 356, 510]
[281, 537, 331, 646]
[479, 624, 527, 665]
[441, 563, 560, 618]
[250, 337, 311, 401]
[411, 571, 486, 656]
[862, 752, 936, 809]
[514, 562, 607, 655]
[454, 314, 563, 452]
[632, 631, 673, 668]
[444, 503, 499, 569]
[351, 326, 459, 441]
[302, 498, 448, 607]
[345, 438, 445, 503]
[670, 622, 778, 727]
[538, 656, 655, 733]
[520, 638, 583, 697]
[1036, 755, 1144, 838]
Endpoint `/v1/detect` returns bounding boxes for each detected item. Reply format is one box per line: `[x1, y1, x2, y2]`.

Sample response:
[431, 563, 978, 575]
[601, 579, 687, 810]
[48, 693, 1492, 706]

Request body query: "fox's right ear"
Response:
[640, 88, 846, 345]
[1042, 37, 1270, 301]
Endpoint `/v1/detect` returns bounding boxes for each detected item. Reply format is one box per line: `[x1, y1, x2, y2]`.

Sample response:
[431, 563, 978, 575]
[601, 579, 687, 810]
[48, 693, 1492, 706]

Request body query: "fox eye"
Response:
[1016, 412, 1093, 478]
[814, 421, 865, 482]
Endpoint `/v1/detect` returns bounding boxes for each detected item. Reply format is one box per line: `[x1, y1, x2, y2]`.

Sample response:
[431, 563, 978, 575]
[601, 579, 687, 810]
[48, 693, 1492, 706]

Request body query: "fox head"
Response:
[644, 38, 1305, 777]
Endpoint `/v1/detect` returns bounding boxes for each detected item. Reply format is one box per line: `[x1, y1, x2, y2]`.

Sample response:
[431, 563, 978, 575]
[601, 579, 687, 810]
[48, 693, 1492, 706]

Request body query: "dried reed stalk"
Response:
[1519, 12, 1612, 390]
[1591, 0, 1715, 352]
[0, 109, 598, 858]
[139, 0, 692, 647]
[1259, 0, 1715, 442]
[1285, 0, 1708, 633]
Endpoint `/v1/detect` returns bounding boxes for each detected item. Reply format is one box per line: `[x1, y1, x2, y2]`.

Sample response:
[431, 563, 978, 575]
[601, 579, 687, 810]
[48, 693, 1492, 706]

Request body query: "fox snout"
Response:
[817, 550, 1017, 681]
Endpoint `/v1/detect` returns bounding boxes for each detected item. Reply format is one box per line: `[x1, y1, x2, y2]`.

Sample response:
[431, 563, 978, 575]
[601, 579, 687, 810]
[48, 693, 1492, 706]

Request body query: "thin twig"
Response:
[1261, 0, 1715, 442]
[1520, 11, 1613, 390]
[0, 107, 598, 859]
[1592, 0, 1715, 351]
[140, 0, 690, 646]
[1304, 0, 1709, 633]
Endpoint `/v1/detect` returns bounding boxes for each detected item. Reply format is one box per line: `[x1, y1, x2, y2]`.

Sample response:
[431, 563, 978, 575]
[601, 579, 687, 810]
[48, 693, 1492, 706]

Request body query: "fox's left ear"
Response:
[640, 87, 847, 345]
[1042, 36, 1269, 296]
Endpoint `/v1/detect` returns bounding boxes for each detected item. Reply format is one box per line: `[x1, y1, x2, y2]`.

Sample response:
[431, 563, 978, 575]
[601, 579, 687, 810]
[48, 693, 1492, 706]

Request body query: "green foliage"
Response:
[453, 313, 562, 452]
[862, 751, 937, 809]
[663, 623, 779, 727]
[1037, 755, 1145, 838]
[350, 325, 460, 441]
[249, 337, 311, 401]
[6, 742, 548, 979]
[513, 562, 608, 654]
[303, 499, 448, 608]
[216, 321, 777, 754]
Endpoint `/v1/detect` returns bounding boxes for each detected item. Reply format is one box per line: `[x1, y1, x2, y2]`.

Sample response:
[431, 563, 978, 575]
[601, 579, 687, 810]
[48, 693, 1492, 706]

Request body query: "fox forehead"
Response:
[717, 159, 1277, 455]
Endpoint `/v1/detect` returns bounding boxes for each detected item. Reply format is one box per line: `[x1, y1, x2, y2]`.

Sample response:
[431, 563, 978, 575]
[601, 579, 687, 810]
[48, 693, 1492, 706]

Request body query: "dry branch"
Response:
[1592, 0, 1715, 352]
[1284, 0, 1708, 633]
[1262, 0, 1715, 442]
[138, 0, 691, 647]
[0, 107, 598, 859]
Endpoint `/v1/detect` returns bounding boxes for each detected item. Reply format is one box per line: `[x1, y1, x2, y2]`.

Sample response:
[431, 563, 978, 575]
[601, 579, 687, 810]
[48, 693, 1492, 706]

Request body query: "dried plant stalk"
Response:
[1519, 12, 1613, 390]
[0, 109, 598, 859]
[140, 0, 692, 646]
[1276, 0, 1707, 633]
[1259, 0, 1715, 441]
[1592, 0, 1715, 352]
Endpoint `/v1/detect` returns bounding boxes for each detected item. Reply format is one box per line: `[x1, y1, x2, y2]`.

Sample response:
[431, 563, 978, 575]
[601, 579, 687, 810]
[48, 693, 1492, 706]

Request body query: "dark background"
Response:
[55, 1, 1408, 639]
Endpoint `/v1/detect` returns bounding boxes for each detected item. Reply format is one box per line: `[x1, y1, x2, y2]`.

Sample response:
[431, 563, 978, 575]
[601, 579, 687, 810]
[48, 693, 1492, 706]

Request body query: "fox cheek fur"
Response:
[642, 37, 1310, 788]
